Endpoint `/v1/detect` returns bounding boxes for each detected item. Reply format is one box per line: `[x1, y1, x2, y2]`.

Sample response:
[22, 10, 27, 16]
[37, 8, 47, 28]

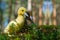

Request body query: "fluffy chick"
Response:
[4, 7, 26, 34]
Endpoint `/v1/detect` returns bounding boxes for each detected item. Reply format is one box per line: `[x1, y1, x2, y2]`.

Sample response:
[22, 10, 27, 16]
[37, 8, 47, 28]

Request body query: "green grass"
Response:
[0, 25, 60, 40]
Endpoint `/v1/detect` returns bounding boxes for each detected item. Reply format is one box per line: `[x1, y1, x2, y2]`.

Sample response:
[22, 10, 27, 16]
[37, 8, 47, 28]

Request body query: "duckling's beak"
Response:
[24, 12, 33, 23]
[24, 12, 30, 19]
[25, 13, 29, 17]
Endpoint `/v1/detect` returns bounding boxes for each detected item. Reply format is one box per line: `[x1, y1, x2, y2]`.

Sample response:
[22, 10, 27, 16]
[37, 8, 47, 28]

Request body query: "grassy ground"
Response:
[0, 25, 60, 40]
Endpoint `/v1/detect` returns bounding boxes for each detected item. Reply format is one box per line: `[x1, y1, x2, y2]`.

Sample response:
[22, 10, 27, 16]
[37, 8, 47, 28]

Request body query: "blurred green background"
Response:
[0, 0, 60, 33]
[0, 0, 60, 40]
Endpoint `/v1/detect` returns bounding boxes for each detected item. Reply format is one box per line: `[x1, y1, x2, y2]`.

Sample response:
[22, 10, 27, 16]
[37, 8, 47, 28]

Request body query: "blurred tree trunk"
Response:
[27, 0, 32, 11]
[52, 0, 56, 25]
[32, 0, 36, 23]
[27, 0, 33, 20]
[0, 0, 3, 32]
[14, 0, 18, 18]
[38, 0, 43, 26]
[9, 0, 12, 22]
[14, 0, 21, 18]
[0, 8, 3, 33]
[56, 6, 60, 25]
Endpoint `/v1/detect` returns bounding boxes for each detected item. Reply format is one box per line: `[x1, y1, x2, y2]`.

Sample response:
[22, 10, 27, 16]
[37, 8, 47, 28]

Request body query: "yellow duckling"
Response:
[4, 7, 26, 35]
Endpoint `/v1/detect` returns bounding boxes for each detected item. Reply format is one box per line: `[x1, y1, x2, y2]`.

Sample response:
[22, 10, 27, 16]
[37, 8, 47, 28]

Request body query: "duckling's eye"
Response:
[22, 10, 24, 12]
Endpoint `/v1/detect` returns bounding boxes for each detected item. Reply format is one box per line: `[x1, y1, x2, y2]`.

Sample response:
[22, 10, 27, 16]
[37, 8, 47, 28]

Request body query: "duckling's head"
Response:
[18, 7, 26, 15]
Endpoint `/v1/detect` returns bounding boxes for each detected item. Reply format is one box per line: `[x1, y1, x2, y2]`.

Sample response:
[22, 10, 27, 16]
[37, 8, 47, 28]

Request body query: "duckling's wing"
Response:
[4, 21, 18, 33]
